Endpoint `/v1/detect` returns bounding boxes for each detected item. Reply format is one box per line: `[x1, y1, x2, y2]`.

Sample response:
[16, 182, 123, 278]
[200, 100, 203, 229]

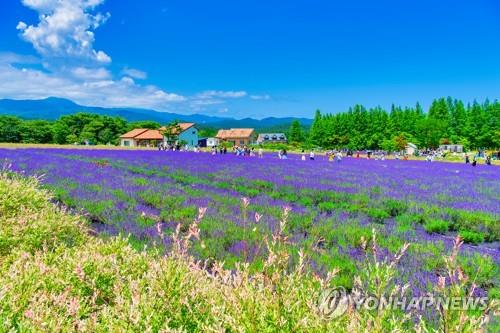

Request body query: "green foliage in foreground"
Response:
[0, 173, 497, 332]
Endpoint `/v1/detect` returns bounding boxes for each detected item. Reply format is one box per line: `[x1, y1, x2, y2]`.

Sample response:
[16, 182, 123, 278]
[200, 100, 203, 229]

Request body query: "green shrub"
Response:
[459, 230, 485, 245]
[459, 253, 498, 288]
[234, 185, 259, 197]
[383, 199, 408, 217]
[367, 208, 390, 223]
[318, 201, 336, 213]
[424, 219, 449, 234]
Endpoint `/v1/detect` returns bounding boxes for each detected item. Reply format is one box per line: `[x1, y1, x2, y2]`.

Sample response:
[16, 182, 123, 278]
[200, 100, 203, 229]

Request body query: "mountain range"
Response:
[0, 97, 312, 129]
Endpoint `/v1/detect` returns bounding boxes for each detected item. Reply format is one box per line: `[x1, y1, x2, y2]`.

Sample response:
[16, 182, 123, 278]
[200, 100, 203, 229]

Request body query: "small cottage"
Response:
[216, 128, 256, 146]
[256, 133, 287, 144]
[405, 142, 418, 156]
[120, 129, 164, 147]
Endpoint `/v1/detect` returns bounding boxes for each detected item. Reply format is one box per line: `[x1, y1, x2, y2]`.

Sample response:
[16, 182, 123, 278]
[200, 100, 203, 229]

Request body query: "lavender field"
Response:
[1, 148, 499, 299]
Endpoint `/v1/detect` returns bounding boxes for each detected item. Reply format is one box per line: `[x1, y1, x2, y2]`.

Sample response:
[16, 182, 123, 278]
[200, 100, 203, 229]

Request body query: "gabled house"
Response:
[160, 122, 199, 147]
[216, 128, 256, 146]
[405, 142, 418, 156]
[257, 133, 287, 144]
[120, 129, 164, 147]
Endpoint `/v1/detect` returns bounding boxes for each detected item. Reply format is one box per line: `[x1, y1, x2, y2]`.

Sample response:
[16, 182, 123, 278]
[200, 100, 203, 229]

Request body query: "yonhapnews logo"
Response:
[317, 287, 489, 319]
[317, 287, 350, 318]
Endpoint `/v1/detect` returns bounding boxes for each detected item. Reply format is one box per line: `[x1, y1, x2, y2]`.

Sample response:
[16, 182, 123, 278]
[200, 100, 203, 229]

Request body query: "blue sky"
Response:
[0, 0, 499, 118]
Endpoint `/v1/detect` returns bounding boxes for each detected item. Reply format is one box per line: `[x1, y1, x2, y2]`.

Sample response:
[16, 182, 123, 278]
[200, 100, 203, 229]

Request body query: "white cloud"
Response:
[3, 2, 269, 115]
[197, 90, 247, 99]
[94, 50, 111, 63]
[3, 2, 185, 111]
[70, 66, 111, 80]
[17, 0, 111, 63]
[122, 68, 147, 80]
[0, 52, 40, 65]
[250, 94, 271, 100]
[0, 60, 185, 110]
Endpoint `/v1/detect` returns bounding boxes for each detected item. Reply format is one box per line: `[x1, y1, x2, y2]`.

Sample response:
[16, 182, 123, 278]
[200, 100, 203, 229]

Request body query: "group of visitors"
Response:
[158, 142, 496, 167]
[232, 145, 254, 156]
[210, 146, 228, 155]
[158, 142, 182, 151]
[465, 153, 494, 166]
[326, 150, 343, 162]
[299, 150, 315, 161]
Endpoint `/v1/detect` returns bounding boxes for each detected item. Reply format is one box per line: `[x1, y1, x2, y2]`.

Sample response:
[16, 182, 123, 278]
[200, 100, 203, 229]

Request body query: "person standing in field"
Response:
[258, 147, 264, 158]
[282, 149, 288, 160]
[301, 151, 306, 161]
[328, 151, 334, 162]
[310, 150, 315, 160]
[472, 155, 477, 167]
[465, 154, 470, 164]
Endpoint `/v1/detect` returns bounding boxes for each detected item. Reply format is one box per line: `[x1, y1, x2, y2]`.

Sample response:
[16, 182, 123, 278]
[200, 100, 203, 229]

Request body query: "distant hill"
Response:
[0, 97, 312, 129]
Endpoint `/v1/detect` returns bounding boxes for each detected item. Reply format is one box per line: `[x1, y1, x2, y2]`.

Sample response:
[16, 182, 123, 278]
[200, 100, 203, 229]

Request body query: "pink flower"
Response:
[438, 276, 446, 289]
[241, 197, 250, 208]
[198, 207, 207, 219]
[24, 309, 35, 320]
[254, 212, 263, 223]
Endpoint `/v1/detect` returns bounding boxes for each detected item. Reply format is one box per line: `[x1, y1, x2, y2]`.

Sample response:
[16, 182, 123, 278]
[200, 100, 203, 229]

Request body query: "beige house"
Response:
[216, 128, 256, 146]
[120, 129, 164, 147]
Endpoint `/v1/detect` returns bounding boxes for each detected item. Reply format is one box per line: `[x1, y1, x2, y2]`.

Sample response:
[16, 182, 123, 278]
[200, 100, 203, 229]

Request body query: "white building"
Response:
[405, 142, 418, 156]
[439, 144, 464, 153]
[207, 137, 219, 147]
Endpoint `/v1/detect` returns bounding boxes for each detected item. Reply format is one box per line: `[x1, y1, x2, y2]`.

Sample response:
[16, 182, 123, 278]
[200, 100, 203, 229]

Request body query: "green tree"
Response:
[127, 121, 161, 131]
[0, 116, 22, 143]
[52, 121, 71, 144]
[20, 120, 53, 143]
[160, 121, 182, 144]
[288, 120, 303, 143]
[309, 110, 324, 147]
[393, 134, 408, 151]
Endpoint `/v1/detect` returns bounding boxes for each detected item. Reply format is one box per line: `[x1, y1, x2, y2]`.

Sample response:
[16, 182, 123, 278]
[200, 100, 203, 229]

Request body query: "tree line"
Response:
[0, 97, 498, 149]
[302, 97, 499, 150]
[0, 113, 161, 145]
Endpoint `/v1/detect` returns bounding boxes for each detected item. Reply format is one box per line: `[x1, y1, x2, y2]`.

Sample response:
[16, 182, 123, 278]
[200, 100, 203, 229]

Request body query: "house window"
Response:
[240, 140, 245, 145]
[123, 140, 130, 146]
[192, 131, 196, 134]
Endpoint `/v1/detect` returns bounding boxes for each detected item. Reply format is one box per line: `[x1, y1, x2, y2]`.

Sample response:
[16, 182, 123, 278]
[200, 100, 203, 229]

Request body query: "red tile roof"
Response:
[216, 128, 255, 139]
[120, 129, 149, 138]
[120, 128, 164, 140]
[134, 129, 164, 140]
